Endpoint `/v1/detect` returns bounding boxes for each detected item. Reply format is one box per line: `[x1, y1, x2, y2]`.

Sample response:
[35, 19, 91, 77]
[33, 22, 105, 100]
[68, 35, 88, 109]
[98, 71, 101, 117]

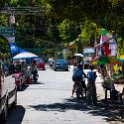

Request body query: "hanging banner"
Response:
[6, 36, 15, 43]
[0, 27, 15, 37]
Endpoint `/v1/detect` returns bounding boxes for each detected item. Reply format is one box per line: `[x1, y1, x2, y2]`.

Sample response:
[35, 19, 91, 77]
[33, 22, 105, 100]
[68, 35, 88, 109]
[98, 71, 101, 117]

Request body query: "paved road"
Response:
[6, 66, 123, 124]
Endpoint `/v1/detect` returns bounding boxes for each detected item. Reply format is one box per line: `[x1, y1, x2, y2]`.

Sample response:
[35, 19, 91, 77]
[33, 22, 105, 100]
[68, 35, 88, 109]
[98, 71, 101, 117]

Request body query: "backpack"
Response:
[72, 69, 82, 82]
[73, 68, 82, 78]
[87, 71, 96, 82]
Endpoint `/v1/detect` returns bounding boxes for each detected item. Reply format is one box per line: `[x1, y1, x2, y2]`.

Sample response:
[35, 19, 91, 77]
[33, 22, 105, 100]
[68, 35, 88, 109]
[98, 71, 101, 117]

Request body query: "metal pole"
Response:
[4, 2, 11, 27]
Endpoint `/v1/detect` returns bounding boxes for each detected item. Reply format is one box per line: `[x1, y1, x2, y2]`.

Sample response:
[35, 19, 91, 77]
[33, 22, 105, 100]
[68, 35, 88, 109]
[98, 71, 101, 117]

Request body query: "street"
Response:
[6, 66, 123, 124]
[0, 1, 123, 124]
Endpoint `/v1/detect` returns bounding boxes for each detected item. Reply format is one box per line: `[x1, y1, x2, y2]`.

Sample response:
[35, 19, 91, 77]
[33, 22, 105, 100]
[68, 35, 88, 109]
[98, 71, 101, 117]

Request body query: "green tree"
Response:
[0, 0, 123, 52]
[58, 19, 81, 43]
[45, 0, 124, 36]
[9, 0, 49, 48]
[81, 20, 97, 47]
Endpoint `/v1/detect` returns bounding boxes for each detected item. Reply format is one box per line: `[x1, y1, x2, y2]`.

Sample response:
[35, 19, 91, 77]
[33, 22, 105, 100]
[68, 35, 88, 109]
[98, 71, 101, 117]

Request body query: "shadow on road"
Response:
[30, 81, 45, 85]
[29, 97, 124, 123]
[17, 85, 29, 92]
[6, 105, 25, 124]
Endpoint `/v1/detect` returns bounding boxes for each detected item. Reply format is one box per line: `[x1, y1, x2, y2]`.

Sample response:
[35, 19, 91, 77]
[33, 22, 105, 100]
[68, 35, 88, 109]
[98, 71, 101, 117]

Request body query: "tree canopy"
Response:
[45, 0, 124, 30]
[0, 0, 123, 55]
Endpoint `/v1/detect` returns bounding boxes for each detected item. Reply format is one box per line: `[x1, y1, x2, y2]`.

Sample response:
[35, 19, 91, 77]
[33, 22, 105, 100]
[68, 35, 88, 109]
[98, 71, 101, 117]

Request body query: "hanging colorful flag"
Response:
[100, 35, 102, 44]
[101, 28, 108, 36]
[101, 28, 109, 42]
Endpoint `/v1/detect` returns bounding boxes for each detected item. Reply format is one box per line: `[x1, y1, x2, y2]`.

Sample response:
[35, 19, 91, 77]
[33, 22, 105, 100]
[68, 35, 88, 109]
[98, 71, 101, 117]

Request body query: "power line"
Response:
[15, 25, 80, 31]
[0, 6, 46, 15]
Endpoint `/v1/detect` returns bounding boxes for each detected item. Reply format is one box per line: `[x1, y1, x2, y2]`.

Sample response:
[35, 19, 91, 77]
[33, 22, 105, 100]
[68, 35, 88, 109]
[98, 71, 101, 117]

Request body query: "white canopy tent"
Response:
[13, 51, 38, 59]
[74, 53, 84, 58]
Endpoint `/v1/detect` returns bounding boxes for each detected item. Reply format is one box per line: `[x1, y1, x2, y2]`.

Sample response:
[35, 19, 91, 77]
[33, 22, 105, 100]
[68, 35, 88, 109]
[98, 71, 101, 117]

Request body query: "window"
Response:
[0, 35, 14, 75]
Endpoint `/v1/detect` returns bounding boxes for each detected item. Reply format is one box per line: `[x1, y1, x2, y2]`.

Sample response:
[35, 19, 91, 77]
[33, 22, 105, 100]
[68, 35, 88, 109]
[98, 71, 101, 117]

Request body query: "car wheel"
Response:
[12, 90, 17, 108]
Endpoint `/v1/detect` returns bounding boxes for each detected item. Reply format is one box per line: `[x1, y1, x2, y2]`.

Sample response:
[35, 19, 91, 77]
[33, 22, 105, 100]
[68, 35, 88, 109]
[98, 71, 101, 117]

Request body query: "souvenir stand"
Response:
[93, 29, 121, 102]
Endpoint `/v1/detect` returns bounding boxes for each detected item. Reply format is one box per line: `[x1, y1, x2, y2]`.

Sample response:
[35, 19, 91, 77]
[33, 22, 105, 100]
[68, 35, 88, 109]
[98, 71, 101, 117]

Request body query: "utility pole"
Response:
[4, 2, 15, 27]
[1, 2, 16, 43]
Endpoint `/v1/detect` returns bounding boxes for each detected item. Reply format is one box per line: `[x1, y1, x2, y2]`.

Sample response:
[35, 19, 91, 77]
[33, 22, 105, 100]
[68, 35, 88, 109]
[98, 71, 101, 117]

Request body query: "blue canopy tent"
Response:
[13, 51, 39, 65]
[13, 51, 38, 59]
[10, 43, 26, 56]
[10, 43, 19, 56]
[10, 43, 36, 64]
[20, 49, 26, 53]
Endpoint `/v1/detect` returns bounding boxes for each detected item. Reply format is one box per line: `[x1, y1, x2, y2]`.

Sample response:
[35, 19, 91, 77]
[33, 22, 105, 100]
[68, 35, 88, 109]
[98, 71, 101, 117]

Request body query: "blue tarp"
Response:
[10, 43, 26, 56]
[10, 43, 38, 65]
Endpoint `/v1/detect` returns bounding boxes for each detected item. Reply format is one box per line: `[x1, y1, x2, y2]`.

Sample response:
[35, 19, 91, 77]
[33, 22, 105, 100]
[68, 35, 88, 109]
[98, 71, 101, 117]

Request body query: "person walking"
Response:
[72, 64, 86, 98]
[86, 65, 97, 105]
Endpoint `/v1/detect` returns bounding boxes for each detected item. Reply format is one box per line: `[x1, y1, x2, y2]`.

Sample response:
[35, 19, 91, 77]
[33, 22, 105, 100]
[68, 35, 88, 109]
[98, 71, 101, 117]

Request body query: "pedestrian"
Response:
[86, 65, 97, 105]
[21, 60, 27, 72]
[21, 60, 28, 79]
[14, 60, 21, 72]
[72, 64, 86, 97]
[30, 60, 37, 72]
[118, 86, 124, 104]
[30, 60, 38, 77]
[100, 65, 108, 81]
[48, 57, 54, 68]
[110, 81, 119, 101]
[25, 67, 32, 84]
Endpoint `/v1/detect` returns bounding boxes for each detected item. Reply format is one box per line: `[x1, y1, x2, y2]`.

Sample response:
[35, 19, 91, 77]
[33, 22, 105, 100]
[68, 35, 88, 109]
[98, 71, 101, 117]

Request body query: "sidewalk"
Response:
[95, 72, 124, 101]
[70, 65, 124, 101]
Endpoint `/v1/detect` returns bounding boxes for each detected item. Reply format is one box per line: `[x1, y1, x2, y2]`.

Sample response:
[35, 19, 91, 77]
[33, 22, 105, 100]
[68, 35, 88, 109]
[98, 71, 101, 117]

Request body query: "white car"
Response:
[0, 35, 17, 123]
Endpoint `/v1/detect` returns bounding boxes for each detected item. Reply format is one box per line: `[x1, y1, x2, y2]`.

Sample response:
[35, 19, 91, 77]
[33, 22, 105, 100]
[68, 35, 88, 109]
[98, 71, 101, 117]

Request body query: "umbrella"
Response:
[98, 56, 110, 65]
[13, 51, 38, 59]
[92, 56, 121, 65]
[74, 53, 84, 57]
[92, 56, 110, 65]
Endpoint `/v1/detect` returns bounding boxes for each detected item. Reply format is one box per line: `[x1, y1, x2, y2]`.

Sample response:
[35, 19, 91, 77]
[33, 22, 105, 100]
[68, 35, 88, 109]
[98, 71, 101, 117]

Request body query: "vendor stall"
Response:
[92, 29, 123, 102]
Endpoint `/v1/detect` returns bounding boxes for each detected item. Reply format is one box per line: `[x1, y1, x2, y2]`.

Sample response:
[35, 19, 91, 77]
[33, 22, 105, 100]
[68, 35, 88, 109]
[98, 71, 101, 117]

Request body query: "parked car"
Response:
[33, 58, 45, 70]
[0, 35, 17, 123]
[53, 59, 69, 71]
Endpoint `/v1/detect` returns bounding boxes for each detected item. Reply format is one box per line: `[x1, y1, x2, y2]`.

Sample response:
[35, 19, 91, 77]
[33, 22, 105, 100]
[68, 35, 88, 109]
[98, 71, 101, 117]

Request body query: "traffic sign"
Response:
[0, 27, 16, 37]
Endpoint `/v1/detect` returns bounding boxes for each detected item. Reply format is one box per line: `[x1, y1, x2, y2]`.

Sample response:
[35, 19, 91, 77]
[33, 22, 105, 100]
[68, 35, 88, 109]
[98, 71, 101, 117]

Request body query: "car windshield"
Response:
[56, 59, 67, 64]
[35, 59, 43, 63]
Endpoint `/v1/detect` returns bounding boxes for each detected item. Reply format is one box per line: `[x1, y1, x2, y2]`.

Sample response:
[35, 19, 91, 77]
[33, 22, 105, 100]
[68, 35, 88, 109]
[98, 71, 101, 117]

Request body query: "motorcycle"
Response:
[75, 76, 86, 99]
[31, 70, 38, 83]
[49, 63, 53, 68]
[25, 69, 32, 84]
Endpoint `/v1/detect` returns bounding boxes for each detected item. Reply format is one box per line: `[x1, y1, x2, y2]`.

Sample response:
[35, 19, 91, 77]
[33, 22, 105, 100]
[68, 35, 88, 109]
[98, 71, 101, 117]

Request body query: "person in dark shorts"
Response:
[72, 64, 86, 97]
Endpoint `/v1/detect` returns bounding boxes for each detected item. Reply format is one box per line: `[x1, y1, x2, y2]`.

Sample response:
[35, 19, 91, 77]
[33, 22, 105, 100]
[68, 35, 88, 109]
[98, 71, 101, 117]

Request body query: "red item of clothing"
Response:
[104, 43, 111, 56]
